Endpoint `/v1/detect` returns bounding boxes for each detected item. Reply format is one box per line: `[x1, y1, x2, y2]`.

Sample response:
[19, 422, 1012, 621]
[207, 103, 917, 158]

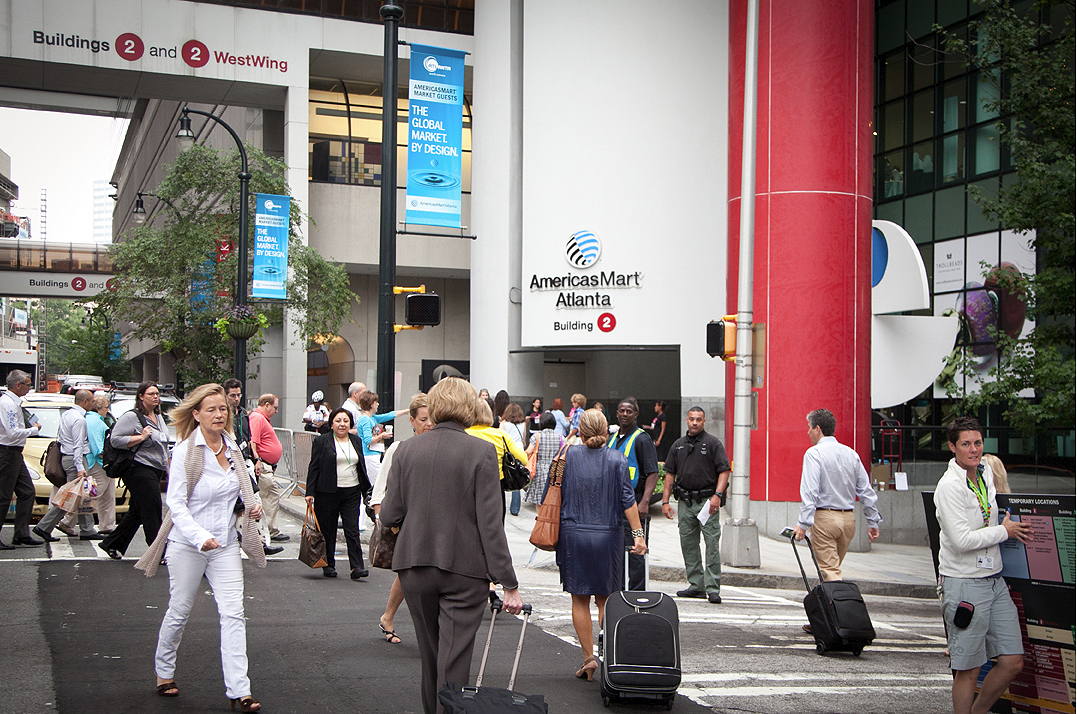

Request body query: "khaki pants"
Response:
[811, 509, 855, 581]
[257, 463, 283, 538]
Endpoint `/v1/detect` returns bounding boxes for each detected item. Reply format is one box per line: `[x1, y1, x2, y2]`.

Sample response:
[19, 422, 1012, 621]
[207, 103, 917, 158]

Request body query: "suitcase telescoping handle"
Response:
[785, 530, 826, 592]
[475, 602, 533, 692]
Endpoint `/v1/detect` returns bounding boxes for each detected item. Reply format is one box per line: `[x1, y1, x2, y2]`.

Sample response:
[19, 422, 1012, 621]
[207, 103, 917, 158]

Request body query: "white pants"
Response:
[155, 539, 251, 699]
[359, 454, 382, 530]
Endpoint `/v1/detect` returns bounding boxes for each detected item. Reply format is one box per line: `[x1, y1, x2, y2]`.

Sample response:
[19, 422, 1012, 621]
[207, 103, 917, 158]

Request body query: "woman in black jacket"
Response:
[304, 408, 372, 579]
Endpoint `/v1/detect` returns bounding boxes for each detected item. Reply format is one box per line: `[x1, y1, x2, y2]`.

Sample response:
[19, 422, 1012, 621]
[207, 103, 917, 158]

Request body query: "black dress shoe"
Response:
[323, 567, 338, 578]
[80, 533, 104, 540]
[708, 592, 722, 604]
[32, 526, 58, 543]
[98, 543, 123, 560]
[676, 588, 706, 598]
[0, 540, 15, 550]
[351, 568, 369, 580]
[802, 624, 813, 634]
[263, 545, 284, 555]
[13, 534, 44, 546]
[270, 534, 290, 542]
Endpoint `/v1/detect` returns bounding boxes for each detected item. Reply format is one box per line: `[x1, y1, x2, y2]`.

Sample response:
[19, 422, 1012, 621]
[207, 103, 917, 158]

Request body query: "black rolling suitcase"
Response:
[789, 532, 875, 656]
[438, 603, 548, 713]
[599, 582, 681, 710]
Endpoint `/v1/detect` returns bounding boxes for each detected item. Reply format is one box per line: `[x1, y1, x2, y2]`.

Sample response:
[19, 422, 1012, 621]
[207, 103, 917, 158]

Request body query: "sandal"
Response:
[575, 656, 598, 681]
[230, 696, 261, 712]
[380, 623, 402, 644]
[156, 680, 179, 697]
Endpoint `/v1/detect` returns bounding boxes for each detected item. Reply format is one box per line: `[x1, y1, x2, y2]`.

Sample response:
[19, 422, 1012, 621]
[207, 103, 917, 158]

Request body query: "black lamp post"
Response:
[377, 3, 404, 412]
[176, 107, 252, 389]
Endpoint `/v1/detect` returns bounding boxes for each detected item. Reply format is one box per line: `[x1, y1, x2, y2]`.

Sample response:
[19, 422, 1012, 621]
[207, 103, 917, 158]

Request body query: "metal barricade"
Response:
[272, 427, 307, 498]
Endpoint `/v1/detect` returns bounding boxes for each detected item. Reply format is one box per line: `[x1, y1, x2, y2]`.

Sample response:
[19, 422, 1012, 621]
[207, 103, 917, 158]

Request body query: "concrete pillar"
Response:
[727, 0, 874, 508]
[281, 84, 310, 427]
[471, 0, 543, 395]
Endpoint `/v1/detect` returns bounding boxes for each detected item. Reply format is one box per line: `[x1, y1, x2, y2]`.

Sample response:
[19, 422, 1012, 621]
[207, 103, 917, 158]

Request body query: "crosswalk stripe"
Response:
[682, 684, 950, 698]
[680, 672, 953, 683]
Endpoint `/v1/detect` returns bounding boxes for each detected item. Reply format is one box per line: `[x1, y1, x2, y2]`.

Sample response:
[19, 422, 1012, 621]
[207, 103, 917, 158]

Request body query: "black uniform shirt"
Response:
[664, 430, 731, 491]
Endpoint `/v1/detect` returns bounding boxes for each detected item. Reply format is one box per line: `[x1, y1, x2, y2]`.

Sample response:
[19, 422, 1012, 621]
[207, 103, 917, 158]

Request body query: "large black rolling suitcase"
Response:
[599, 587, 681, 710]
[438, 603, 548, 713]
[789, 532, 876, 656]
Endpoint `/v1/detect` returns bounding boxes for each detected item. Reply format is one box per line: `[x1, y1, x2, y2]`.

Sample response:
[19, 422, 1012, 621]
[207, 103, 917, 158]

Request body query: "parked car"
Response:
[4, 393, 131, 523]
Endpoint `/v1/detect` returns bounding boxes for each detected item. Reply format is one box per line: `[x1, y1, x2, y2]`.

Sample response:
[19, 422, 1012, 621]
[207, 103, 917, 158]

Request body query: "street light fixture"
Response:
[132, 191, 180, 225]
[175, 106, 253, 389]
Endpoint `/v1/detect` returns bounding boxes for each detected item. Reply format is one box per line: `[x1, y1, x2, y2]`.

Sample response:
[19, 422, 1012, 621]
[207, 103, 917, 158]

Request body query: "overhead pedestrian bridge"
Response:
[0, 238, 116, 298]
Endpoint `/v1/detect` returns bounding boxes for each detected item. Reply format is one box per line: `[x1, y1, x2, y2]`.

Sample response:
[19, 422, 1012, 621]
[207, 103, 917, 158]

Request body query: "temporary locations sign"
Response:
[406, 44, 466, 228]
[252, 194, 290, 300]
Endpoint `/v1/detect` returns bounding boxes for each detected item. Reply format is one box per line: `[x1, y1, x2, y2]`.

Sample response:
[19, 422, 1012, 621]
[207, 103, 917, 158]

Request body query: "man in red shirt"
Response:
[249, 393, 287, 550]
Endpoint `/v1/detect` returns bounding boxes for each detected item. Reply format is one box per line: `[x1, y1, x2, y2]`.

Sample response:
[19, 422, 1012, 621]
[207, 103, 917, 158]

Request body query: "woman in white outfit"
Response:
[136, 383, 266, 712]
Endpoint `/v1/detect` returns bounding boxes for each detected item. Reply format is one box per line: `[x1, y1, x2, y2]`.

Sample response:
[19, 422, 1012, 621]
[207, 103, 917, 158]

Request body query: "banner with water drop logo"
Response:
[252, 193, 291, 299]
[406, 44, 465, 228]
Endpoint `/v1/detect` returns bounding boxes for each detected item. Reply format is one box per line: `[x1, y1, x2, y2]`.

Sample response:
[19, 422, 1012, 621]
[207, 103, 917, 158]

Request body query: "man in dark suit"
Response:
[381, 377, 522, 714]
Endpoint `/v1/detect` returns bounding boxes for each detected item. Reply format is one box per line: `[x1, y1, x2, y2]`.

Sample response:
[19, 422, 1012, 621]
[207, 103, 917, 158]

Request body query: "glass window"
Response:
[919, 243, 934, 296]
[883, 100, 906, 151]
[973, 71, 1000, 122]
[907, 0, 935, 39]
[881, 150, 905, 200]
[966, 178, 999, 233]
[0, 242, 15, 270]
[908, 140, 935, 194]
[972, 122, 1000, 175]
[940, 78, 966, 132]
[934, 185, 965, 239]
[875, 198, 903, 226]
[905, 193, 934, 243]
[911, 89, 935, 142]
[910, 41, 936, 91]
[939, 130, 966, 184]
[941, 25, 968, 80]
[938, 0, 967, 27]
[882, 52, 905, 101]
[878, 0, 906, 54]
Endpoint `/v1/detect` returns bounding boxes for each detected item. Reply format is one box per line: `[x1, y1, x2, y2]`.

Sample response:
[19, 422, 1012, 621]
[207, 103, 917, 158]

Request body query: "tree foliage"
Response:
[942, 0, 1075, 435]
[99, 144, 357, 388]
[31, 299, 128, 382]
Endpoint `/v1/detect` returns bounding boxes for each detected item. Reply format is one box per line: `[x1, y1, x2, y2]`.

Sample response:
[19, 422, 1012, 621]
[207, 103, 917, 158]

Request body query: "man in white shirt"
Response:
[0, 370, 44, 548]
[792, 408, 881, 581]
[34, 390, 101, 541]
[341, 382, 366, 430]
[936, 416, 1030, 714]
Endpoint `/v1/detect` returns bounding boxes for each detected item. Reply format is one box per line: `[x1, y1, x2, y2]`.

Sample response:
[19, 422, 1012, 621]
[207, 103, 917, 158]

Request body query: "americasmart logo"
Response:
[565, 230, 601, 269]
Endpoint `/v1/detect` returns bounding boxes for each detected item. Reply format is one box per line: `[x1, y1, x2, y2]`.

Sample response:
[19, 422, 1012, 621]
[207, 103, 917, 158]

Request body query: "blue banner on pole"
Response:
[406, 44, 465, 228]
[252, 193, 291, 299]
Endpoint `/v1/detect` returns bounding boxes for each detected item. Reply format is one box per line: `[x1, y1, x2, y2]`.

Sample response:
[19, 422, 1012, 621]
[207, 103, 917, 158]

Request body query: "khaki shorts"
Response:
[940, 574, 1024, 671]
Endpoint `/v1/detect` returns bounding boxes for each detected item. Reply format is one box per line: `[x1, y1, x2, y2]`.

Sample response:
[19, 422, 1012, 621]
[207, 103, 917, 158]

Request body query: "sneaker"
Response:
[708, 592, 722, 604]
[676, 588, 706, 599]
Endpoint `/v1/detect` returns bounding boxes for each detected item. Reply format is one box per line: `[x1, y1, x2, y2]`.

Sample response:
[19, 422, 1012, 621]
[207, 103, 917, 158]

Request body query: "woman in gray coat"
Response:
[380, 377, 523, 714]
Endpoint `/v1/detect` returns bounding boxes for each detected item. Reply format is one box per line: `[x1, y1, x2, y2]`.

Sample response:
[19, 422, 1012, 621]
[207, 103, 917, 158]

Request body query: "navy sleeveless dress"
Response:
[550, 445, 637, 596]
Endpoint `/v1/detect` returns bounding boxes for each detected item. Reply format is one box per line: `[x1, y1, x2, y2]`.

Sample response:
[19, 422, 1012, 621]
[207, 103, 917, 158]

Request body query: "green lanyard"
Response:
[966, 471, 991, 528]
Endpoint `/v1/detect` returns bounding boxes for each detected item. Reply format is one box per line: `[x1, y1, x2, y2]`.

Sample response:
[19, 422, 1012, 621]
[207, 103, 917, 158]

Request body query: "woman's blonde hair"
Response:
[170, 383, 233, 441]
[427, 377, 476, 426]
[578, 409, 610, 448]
[572, 393, 587, 407]
[408, 392, 428, 419]
[472, 398, 494, 427]
[92, 393, 110, 412]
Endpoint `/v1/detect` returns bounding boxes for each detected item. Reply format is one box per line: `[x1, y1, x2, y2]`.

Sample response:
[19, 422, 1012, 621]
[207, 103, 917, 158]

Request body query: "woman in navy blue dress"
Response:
[550, 409, 646, 681]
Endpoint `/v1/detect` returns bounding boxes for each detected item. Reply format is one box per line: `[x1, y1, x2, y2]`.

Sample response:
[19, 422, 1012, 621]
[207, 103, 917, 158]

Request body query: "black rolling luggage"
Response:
[599, 589, 681, 709]
[789, 532, 875, 656]
[438, 603, 548, 714]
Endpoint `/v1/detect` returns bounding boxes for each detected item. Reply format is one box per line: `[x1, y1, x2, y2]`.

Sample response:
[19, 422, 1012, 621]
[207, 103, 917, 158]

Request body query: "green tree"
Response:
[942, 0, 1075, 435]
[99, 144, 357, 388]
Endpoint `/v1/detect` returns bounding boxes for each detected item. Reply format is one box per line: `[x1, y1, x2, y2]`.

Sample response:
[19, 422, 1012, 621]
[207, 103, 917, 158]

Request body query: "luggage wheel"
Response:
[853, 646, 863, 656]
[665, 694, 675, 710]
[816, 643, 826, 655]
[602, 693, 611, 708]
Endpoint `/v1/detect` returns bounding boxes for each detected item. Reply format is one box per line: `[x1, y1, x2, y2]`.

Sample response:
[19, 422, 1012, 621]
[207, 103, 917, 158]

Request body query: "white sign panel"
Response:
[0, 272, 115, 297]
[933, 237, 965, 293]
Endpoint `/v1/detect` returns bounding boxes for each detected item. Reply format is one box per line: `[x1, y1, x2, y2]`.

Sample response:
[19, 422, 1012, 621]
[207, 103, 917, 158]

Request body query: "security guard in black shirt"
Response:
[662, 406, 730, 603]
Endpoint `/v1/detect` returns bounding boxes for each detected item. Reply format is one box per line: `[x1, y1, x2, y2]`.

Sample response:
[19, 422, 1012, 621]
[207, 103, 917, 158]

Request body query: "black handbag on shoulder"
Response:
[500, 436, 531, 492]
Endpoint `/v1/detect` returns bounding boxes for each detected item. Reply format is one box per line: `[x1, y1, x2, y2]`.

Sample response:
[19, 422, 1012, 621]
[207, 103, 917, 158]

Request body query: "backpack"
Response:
[102, 410, 151, 479]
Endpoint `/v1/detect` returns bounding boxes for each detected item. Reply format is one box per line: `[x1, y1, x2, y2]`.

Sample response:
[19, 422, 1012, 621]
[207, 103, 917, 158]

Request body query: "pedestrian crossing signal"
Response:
[706, 316, 736, 361]
[405, 293, 441, 327]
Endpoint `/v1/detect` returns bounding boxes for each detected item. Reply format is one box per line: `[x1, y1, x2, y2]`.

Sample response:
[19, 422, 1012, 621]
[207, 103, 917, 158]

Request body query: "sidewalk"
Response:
[279, 494, 939, 599]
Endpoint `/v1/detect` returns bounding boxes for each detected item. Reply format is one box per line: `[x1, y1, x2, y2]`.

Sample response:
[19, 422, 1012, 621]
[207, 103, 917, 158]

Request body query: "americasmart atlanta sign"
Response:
[522, 229, 646, 347]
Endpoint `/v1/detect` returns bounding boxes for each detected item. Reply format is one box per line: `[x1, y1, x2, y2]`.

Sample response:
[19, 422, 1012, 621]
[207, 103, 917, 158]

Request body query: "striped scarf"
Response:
[135, 439, 266, 577]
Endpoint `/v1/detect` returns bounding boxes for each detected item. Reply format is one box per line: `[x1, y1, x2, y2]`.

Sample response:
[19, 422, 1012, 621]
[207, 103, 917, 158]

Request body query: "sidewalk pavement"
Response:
[279, 493, 939, 599]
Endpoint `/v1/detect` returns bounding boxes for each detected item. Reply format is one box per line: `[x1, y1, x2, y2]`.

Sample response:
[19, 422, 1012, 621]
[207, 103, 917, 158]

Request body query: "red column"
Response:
[727, 0, 874, 502]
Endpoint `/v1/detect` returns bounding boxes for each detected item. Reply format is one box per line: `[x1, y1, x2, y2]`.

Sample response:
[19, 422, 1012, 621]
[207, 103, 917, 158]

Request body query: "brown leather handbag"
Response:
[298, 503, 329, 569]
[529, 443, 569, 551]
[40, 440, 67, 488]
[369, 520, 399, 569]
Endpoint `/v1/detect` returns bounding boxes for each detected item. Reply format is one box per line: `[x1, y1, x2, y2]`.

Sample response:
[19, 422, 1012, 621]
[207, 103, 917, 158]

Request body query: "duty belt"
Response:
[673, 484, 716, 502]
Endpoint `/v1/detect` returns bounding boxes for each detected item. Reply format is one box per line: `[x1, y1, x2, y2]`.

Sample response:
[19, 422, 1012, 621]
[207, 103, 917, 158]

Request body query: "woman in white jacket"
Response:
[934, 416, 1030, 714]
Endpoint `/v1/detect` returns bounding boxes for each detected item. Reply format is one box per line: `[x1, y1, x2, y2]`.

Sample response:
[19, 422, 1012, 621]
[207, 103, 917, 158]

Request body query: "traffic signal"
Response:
[405, 292, 441, 326]
[706, 316, 737, 361]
